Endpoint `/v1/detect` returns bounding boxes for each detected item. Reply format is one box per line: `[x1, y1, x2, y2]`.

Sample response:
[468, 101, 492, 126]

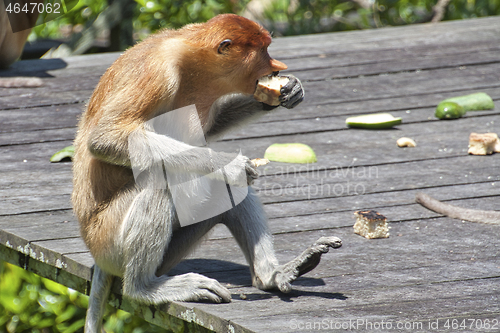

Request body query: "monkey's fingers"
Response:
[245, 160, 259, 185]
[279, 75, 304, 109]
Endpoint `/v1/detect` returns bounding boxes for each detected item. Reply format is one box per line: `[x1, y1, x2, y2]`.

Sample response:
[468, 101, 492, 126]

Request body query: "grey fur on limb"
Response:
[415, 193, 500, 224]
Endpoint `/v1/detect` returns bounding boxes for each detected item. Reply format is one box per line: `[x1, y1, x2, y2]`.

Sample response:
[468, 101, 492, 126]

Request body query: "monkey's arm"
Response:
[88, 122, 257, 186]
[415, 193, 500, 224]
[206, 74, 304, 140]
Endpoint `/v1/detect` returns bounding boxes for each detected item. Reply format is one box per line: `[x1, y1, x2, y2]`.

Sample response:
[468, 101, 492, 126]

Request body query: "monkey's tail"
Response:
[415, 192, 500, 225]
[85, 265, 114, 333]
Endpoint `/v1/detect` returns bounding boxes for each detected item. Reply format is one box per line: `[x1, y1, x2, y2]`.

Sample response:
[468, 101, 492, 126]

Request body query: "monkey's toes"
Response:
[278, 281, 292, 294]
[295, 236, 342, 277]
[314, 236, 342, 250]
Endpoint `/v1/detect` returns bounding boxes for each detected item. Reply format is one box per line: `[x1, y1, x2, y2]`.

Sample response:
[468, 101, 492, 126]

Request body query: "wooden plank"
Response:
[269, 16, 500, 58]
[2, 84, 499, 147]
[1, 107, 498, 174]
[174, 221, 500, 332]
[259, 86, 500, 123]
[2, 52, 497, 110]
[0, 52, 119, 76]
[2, 114, 499, 215]
[0, 128, 76, 147]
[0, 89, 92, 109]
[290, 49, 500, 81]
[280, 41, 500, 72]
[2, 41, 498, 101]
[0, 104, 82, 133]
[262, 181, 500, 220]
[0, 209, 74, 228]
[300, 62, 500, 100]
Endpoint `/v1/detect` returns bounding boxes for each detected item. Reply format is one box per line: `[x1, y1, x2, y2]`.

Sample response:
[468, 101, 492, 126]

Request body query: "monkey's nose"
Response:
[270, 58, 287, 71]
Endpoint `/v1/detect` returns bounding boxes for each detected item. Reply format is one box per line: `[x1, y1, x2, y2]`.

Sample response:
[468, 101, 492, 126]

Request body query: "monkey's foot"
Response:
[272, 236, 342, 293]
[164, 273, 232, 303]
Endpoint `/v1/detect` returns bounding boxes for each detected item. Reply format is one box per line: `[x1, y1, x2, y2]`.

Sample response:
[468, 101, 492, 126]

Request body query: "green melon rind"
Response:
[346, 113, 402, 129]
[264, 143, 317, 164]
[50, 145, 75, 162]
[442, 92, 494, 112]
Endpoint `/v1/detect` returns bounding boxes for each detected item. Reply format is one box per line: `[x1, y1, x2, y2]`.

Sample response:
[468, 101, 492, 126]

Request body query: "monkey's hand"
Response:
[279, 74, 304, 109]
[221, 153, 259, 186]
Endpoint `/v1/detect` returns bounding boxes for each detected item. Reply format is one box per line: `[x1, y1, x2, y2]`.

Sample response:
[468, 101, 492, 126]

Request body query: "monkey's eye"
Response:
[218, 39, 232, 54]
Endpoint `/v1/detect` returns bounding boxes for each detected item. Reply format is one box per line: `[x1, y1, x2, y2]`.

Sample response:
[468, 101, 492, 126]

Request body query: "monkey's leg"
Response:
[85, 265, 113, 333]
[222, 188, 342, 293]
[221, 188, 279, 289]
[121, 189, 231, 304]
[155, 217, 222, 276]
[271, 236, 342, 293]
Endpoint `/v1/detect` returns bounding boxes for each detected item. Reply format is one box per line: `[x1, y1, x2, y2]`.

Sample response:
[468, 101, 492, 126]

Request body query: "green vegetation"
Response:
[30, 0, 500, 43]
[261, 0, 500, 35]
[0, 261, 169, 332]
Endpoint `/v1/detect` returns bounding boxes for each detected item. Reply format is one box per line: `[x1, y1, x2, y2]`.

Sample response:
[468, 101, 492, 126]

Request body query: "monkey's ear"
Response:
[217, 39, 232, 54]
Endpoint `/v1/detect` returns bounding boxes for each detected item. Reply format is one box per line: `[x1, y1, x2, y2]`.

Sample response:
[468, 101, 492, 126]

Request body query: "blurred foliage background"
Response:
[5, 0, 500, 331]
[0, 261, 169, 332]
[29, 0, 500, 48]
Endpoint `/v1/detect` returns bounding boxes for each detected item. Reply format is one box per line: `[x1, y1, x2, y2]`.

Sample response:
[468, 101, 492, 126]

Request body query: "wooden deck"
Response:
[1, 16, 500, 332]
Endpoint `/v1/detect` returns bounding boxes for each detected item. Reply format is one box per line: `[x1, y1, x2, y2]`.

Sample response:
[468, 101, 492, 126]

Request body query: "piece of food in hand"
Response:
[254, 75, 290, 106]
[346, 113, 402, 129]
[264, 143, 317, 164]
[468, 133, 500, 155]
[435, 101, 465, 120]
[442, 92, 494, 112]
[251, 158, 270, 167]
[353, 210, 389, 239]
[397, 137, 416, 147]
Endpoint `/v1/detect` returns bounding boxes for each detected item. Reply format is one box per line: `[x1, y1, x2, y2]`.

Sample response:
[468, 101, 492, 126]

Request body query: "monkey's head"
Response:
[185, 14, 288, 95]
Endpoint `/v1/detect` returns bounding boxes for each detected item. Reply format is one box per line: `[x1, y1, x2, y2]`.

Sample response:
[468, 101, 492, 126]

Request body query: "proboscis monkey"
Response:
[0, 0, 42, 68]
[0, 0, 44, 88]
[72, 14, 342, 332]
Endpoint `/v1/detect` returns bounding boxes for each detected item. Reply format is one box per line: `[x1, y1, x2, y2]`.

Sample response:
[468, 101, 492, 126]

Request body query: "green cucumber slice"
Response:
[442, 92, 494, 112]
[50, 145, 75, 162]
[346, 113, 402, 129]
[264, 143, 317, 164]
